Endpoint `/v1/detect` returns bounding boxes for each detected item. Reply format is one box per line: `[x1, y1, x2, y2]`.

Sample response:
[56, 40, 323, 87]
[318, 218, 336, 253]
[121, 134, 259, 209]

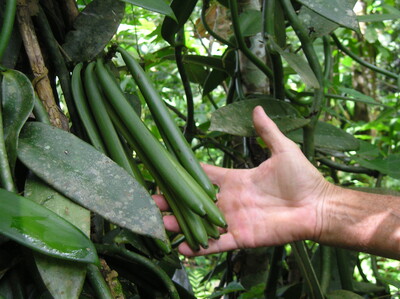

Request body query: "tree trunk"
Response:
[231, 0, 271, 293]
[352, 1, 374, 126]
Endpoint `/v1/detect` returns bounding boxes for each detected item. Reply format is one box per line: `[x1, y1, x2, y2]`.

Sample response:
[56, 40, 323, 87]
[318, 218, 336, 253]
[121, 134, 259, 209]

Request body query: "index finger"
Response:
[152, 194, 170, 211]
[178, 233, 239, 256]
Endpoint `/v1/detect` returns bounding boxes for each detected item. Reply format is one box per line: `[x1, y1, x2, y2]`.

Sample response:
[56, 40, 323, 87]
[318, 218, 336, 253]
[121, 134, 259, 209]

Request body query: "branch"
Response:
[16, 0, 68, 130]
[331, 33, 399, 82]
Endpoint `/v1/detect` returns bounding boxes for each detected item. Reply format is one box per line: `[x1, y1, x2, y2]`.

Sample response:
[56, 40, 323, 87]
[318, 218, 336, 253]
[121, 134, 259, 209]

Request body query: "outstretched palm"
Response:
[156, 106, 330, 256]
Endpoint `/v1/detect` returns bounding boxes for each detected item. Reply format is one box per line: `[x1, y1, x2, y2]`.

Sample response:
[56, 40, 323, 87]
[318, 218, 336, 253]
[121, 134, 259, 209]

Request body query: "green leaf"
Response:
[286, 121, 360, 151]
[17, 122, 168, 242]
[33, 253, 87, 299]
[239, 9, 262, 37]
[299, 6, 340, 38]
[25, 174, 90, 236]
[103, 228, 151, 257]
[352, 281, 386, 293]
[353, 140, 380, 160]
[182, 55, 234, 74]
[209, 98, 310, 137]
[24, 175, 89, 299]
[297, 0, 359, 32]
[121, 0, 177, 22]
[160, 0, 198, 45]
[1, 69, 34, 172]
[202, 69, 228, 96]
[268, 39, 320, 89]
[338, 87, 379, 106]
[62, 0, 125, 62]
[208, 281, 245, 299]
[0, 8, 21, 70]
[0, 188, 98, 264]
[326, 290, 363, 299]
[352, 154, 400, 179]
[184, 63, 208, 84]
[357, 13, 400, 23]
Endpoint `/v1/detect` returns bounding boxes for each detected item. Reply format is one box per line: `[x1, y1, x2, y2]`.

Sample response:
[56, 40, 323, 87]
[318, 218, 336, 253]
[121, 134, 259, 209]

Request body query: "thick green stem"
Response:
[303, 124, 316, 164]
[318, 157, 379, 176]
[291, 241, 325, 299]
[201, 0, 235, 48]
[295, 91, 387, 106]
[323, 36, 333, 83]
[174, 29, 195, 143]
[282, 0, 325, 163]
[96, 244, 180, 299]
[263, 0, 285, 100]
[335, 248, 353, 291]
[34, 6, 85, 138]
[281, 0, 324, 121]
[87, 264, 113, 299]
[33, 94, 51, 124]
[263, 0, 275, 36]
[0, 0, 17, 61]
[265, 246, 284, 298]
[320, 246, 332, 294]
[228, 0, 273, 80]
[0, 101, 16, 192]
[331, 33, 399, 81]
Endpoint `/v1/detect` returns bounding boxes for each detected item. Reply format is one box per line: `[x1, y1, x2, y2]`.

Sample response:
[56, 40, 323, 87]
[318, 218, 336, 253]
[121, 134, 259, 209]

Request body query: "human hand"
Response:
[155, 106, 332, 256]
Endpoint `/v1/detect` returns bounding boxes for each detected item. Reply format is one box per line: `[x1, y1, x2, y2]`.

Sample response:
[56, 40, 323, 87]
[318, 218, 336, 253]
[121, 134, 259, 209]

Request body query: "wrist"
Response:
[310, 181, 340, 244]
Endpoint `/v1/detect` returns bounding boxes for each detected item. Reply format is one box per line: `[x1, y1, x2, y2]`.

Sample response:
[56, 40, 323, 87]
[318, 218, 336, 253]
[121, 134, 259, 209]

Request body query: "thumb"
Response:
[201, 163, 229, 186]
[252, 106, 290, 154]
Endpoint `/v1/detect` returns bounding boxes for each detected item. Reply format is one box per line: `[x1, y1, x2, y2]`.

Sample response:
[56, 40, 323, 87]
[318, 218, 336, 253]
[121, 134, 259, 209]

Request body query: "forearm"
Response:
[315, 185, 400, 260]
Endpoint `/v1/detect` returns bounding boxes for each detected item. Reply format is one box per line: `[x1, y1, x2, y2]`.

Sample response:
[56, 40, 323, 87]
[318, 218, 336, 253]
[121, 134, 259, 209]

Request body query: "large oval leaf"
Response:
[268, 39, 320, 89]
[0, 188, 98, 264]
[286, 121, 360, 151]
[299, 6, 340, 38]
[17, 122, 168, 243]
[327, 290, 363, 299]
[1, 69, 34, 172]
[239, 9, 262, 37]
[121, 0, 176, 21]
[34, 253, 87, 299]
[62, 0, 125, 62]
[160, 0, 198, 45]
[25, 175, 89, 299]
[209, 98, 310, 136]
[352, 154, 400, 180]
[297, 0, 359, 32]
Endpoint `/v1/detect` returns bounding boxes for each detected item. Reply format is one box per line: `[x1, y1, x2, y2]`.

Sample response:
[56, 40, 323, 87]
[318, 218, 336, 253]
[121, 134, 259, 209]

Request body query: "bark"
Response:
[232, 0, 271, 293]
[238, 0, 269, 95]
[353, 1, 374, 125]
[16, 0, 69, 130]
[56, 0, 79, 31]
